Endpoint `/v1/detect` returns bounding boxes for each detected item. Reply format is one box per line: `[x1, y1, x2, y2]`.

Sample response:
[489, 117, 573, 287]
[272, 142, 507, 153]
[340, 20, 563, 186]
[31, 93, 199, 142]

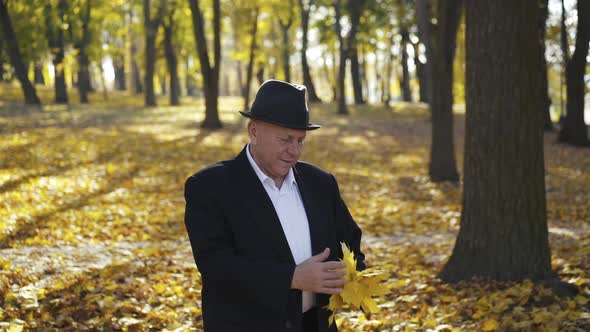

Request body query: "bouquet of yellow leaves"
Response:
[326, 242, 390, 326]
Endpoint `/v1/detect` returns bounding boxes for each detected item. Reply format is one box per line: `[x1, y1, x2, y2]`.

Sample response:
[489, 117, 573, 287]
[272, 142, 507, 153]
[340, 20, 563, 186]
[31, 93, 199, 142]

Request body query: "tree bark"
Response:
[143, 0, 161, 107]
[298, 0, 321, 102]
[334, 0, 347, 115]
[558, 0, 590, 146]
[429, 0, 461, 182]
[0, 0, 41, 104]
[399, 26, 412, 102]
[163, 10, 180, 106]
[77, 0, 92, 104]
[243, 7, 259, 112]
[256, 62, 264, 86]
[347, 0, 365, 104]
[188, 0, 222, 129]
[559, 0, 569, 122]
[416, 0, 433, 103]
[439, 0, 554, 282]
[413, 42, 428, 103]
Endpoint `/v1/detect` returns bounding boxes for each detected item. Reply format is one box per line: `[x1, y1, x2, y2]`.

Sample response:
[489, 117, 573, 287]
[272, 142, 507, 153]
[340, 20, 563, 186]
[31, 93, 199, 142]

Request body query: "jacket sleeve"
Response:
[329, 174, 366, 271]
[184, 175, 296, 314]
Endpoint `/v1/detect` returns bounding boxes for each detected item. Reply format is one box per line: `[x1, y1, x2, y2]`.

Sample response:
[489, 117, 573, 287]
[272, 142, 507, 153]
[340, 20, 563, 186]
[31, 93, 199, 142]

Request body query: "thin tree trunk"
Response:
[256, 62, 264, 86]
[277, 2, 294, 83]
[440, 0, 554, 282]
[0, 0, 41, 104]
[243, 7, 259, 111]
[416, 0, 433, 103]
[46, 1, 69, 104]
[113, 59, 126, 90]
[298, 0, 321, 102]
[78, 0, 92, 104]
[539, 0, 552, 131]
[399, 27, 412, 102]
[559, 0, 569, 122]
[143, 0, 161, 106]
[163, 12, 180, 106]
[413, 42, 427, 103]
[334, 0, 347, 115]
[188, 0, 222, 129]
[429, 0, 461, 183]
[384, 36, 394, 107]
[34, 63, 45, 85]
[558, 0, 590, 146]
[347, 0, 365, 104]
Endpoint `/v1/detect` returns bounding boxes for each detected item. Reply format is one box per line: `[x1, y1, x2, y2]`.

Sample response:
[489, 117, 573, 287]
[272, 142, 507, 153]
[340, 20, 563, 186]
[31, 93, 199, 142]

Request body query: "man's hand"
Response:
[291, 248, 346, 294]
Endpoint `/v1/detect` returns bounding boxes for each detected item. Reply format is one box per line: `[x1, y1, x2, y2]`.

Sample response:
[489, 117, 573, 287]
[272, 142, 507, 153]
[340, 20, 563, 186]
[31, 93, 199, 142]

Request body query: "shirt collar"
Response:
[246, 144, 297, 188]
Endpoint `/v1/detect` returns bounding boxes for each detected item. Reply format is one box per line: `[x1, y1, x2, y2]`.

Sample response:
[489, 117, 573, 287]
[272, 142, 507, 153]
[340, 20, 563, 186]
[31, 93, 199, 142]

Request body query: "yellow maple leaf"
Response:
[481, 318, 499, 331]
[326, 242, 390, 326]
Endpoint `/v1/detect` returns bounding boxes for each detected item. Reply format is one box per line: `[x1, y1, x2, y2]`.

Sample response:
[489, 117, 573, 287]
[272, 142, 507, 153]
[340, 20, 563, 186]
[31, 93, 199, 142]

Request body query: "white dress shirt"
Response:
[246, 144, 315, 312]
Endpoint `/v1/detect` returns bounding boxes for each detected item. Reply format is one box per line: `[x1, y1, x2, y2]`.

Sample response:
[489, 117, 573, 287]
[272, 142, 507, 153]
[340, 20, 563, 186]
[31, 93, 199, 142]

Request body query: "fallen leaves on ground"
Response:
[0, 88, 588, 331]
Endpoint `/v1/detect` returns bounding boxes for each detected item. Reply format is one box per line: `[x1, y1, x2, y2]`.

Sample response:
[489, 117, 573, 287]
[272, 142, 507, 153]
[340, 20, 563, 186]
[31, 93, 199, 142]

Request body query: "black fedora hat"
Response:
[239, 79, 321, 130]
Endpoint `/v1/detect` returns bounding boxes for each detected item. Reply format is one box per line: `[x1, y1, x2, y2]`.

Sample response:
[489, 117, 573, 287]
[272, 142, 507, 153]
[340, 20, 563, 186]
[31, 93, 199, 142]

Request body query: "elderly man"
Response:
[184, 80, 365, 332]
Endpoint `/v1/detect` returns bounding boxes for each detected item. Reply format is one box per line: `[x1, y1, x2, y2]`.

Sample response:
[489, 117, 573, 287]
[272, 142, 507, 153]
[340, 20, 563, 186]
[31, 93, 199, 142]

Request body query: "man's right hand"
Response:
[290, 248, 347, 294]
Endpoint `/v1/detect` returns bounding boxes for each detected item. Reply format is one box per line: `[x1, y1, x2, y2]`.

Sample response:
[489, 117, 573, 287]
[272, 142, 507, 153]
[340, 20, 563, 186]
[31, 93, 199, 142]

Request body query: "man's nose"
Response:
[287, 141, 302, 156]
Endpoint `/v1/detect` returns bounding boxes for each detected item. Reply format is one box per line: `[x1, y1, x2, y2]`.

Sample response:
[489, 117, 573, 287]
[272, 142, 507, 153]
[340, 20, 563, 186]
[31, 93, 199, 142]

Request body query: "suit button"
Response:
[285, 320, 294, 329]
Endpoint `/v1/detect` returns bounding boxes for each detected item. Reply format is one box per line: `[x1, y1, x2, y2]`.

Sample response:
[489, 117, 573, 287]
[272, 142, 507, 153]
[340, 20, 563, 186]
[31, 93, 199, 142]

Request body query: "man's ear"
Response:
[248, 120, 257, 145]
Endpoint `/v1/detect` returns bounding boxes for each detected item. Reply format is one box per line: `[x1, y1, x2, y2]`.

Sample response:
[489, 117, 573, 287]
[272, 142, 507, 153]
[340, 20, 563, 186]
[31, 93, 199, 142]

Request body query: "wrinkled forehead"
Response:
[257, 120, 307, 139]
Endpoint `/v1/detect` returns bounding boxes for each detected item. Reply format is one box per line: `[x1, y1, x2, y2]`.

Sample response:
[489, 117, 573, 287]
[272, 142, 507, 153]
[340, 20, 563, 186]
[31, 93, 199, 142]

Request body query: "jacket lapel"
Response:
[293, 165, 327, 256]
[229, 146, 295, 264]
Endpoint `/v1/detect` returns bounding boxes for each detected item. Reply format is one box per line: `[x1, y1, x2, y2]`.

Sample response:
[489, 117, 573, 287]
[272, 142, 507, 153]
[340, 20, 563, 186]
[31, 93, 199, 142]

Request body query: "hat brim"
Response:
[239, 111, 321, 131]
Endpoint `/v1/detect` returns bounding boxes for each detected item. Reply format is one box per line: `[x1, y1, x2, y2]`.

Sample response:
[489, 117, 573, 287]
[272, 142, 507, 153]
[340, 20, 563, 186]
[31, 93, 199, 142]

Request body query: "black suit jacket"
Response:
[184, 146, 365, 332]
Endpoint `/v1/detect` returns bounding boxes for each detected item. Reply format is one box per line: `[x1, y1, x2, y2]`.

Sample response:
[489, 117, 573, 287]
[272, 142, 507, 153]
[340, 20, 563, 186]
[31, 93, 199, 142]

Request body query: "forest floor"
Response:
[0, 86, 589, 331]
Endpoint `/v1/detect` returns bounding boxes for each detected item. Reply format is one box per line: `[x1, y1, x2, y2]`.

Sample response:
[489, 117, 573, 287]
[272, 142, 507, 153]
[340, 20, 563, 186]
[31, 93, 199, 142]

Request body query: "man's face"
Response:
[248, 120, 306, 181]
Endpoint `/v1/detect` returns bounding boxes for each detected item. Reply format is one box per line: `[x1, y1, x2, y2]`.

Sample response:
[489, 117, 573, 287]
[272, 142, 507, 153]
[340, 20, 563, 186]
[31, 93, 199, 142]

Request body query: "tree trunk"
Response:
[416, 0, 433, 103]
[278, 17, 293, 82]
[439, 0, 553, 282]
[347, 0, 365, 104]
[383, 36, 394, 107]
[34, 63, 45, 85]
[113, 59, 126, 90]
[78, 0, 92, 104]
[399, 27, 412, 102]
[163, 18, 180, 106]
[413, 42, 428, 103]
[334, 0, 347, 115]
[429, 0, 461, 183]
[143, 0, 160, 107]
[558, 0, 590, 146]
[298, 0, 321, 102]
[188, 0, 222, 129]
[185, 58, 196, 96]
[539, 0, 552, 131]
[256, 62, 264, 86]
[243, 7, 259, 112]
[559, 0, 569, 122]
[0, 0, 41, 105]
[46, 1, 69, 104]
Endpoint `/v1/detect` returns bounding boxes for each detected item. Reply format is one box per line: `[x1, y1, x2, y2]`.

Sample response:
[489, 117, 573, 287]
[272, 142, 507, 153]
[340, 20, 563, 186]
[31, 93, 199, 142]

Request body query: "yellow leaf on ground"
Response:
[482, 318, 499, 331]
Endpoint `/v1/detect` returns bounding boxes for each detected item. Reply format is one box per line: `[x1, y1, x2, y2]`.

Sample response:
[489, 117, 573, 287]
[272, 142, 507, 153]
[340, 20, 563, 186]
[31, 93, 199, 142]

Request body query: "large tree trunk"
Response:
[429, 0, 461, 183]
[399, 27, 412, 102]
[298, 0, 321, 102]
[143, 0, 161, 107]
[539, 0, 552, 131]
[558, 0, 590, 147]
[416, 0, 433, 103]
[243, 7, 259, 112]
[334, 0, 347, 115]
[0, 0, 41, 104]
[439, 0, 553, 282]
[347, 0, 365, 104]
[163, 16, 180, 106]
[189, 0, 222, 129]
[78, 0, 92, 104]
